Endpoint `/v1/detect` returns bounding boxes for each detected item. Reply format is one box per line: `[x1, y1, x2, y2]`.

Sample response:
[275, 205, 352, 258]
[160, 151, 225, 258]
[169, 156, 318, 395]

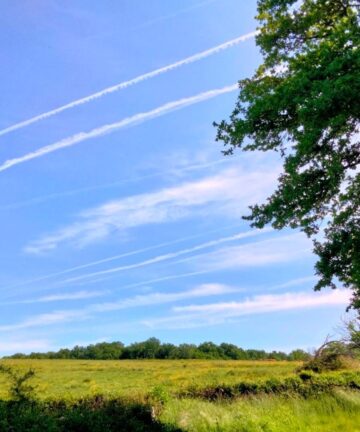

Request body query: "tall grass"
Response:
[160, 391, 360, 431]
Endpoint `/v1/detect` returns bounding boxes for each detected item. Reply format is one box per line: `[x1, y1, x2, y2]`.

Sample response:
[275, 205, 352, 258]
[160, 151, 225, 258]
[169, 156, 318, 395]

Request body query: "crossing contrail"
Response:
[0, 31, 257, 137]
[0, 84, 238, 173]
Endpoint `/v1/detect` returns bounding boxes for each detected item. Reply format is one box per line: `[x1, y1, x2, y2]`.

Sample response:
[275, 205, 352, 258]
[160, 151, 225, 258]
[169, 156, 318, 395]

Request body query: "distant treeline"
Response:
[5, 338, 310, 361]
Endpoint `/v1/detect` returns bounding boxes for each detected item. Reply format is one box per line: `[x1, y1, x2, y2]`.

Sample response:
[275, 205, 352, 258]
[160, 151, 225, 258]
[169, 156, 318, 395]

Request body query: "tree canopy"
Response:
[215, 0, 360, 309]
[3, 338, 309, 361]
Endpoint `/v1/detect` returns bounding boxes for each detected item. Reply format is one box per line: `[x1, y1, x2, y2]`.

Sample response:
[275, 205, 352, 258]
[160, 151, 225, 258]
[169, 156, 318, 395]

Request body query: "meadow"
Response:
[0, 359, 299, 400]
[0, 359, 359, 431]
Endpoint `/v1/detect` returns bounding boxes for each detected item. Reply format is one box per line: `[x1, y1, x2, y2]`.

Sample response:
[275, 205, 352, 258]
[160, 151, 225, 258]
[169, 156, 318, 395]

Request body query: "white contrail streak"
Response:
[0, 31, 257, 137]
[2, 224, 241, 292]
[0, 84, 238, 173]
[0, 158, 232, 210]
[60, 230, 268, 285]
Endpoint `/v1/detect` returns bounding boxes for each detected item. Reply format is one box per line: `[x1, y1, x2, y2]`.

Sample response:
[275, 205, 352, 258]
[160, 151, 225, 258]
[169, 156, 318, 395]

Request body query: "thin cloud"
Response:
[6, 224, 241, 292]
[90, 283, 236, 312]
[135, 0, 221, 29]
[274, 276, 318, 290]
[143, 289, 350, 329]
[0, 31, 256, 137]
[0, 310, 89, 332]
[0, 158, 231, 211]
[0, 290, 107, 305]
[0, 284, 233, 332]
[24, 166, 278, 253]
[179, 233, 311, 271]
[0, 84, 238, 173]
[59, 230, 269, 285]
[0, 340, 51, 353]
[173, 290, 349, 313]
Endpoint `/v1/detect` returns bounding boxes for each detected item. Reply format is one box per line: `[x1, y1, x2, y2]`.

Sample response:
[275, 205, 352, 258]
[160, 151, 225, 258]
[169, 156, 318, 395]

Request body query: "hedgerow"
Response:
[180, 371, 360, 400]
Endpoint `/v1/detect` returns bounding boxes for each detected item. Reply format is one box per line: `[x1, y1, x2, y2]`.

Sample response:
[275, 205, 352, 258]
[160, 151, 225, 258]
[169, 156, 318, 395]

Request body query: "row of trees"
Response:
[5, 338, 310, 361]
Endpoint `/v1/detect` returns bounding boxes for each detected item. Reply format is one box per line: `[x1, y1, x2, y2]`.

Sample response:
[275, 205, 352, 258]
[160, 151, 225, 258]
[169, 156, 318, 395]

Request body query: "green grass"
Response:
[0, 359, 299, 400]
[0, 359, 360, 431]
[160, 391, 360, 431]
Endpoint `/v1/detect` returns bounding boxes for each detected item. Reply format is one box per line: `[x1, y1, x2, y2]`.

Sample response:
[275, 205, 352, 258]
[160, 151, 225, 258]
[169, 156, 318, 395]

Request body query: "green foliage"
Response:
[302, 353, 347, 373]
[0, 396, 182, 432]
[149, 386, 171, 405]
[288, 349, 311, 361]
[215, 0, 360, 309]
[183, 370, 360, 400]
[4, 338, 305, 361]
[0, 365, 36, 402]
[160, 391, 360, 432]
[348, 318, 360, 353]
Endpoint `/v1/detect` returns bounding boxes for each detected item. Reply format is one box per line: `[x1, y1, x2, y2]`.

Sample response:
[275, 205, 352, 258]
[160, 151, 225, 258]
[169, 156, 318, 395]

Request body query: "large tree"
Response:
[215, 0, 360, 309]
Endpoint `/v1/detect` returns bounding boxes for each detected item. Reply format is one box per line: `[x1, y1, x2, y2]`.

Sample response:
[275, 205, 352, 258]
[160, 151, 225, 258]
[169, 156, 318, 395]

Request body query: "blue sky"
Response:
[0, 0, 350, 355]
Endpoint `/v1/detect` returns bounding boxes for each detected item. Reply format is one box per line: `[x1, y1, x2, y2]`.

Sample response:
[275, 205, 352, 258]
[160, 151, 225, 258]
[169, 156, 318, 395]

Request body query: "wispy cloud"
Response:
[143, 289, 350, 329]
[0, 310, 89, 332]
[0, 290, 107, 305]
[58, 230, 269, 285]
[0, 31, 256, 137]
[90, 283, 236, 312]
[7, 224, 240, 293]
[274, 276, 318, 290]
[0, 84, 238, 173]
[0, 284, 233, 332]
[135, 0, 221, 29]
[182, 233, 311, 271]
[0, 157, 231, 211]
[0, 340, 51, 353]
[24, 166, 278, 253]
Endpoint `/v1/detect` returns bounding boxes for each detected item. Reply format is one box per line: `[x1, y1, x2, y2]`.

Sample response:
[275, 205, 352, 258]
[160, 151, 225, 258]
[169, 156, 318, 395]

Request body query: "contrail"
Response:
[60, 230, 267, 285]
[0, 158, 232, 211]
[135, 0, 221, 29]
[0, 229, 267, 304]
[0, 31, 257, 137]
[0, 84, 238, 173]
[1, 223, 242, 292]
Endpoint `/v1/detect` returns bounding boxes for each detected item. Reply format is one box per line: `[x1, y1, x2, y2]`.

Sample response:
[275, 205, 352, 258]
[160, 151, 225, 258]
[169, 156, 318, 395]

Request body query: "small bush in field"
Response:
[149, 386, 170, 406]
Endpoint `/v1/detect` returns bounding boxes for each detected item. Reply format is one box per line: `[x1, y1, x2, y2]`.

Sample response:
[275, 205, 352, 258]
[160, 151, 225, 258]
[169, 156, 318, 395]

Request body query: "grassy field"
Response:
[0, 359, 360, 431]
[0, 359, 300, 400]
[160, 391, 360, 431]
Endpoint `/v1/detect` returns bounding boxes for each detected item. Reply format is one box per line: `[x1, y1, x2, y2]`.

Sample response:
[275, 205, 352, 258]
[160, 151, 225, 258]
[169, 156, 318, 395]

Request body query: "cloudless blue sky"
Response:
[0, 0, 350, 355]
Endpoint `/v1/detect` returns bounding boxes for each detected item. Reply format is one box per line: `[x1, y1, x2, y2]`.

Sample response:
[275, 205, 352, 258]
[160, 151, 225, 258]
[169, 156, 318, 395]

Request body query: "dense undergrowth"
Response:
[0, 397, 181, 432]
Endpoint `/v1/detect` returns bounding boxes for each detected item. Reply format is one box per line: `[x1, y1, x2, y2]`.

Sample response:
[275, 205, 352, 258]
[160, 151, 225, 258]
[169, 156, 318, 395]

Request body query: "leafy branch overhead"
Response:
[215, 0, 360, 309]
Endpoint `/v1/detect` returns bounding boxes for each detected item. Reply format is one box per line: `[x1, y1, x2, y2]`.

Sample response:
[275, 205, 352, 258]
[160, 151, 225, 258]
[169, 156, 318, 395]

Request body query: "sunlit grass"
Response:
[0, 359, 299, 400]
[160, 390, 360, 431]
[0, 359, 359, 430]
